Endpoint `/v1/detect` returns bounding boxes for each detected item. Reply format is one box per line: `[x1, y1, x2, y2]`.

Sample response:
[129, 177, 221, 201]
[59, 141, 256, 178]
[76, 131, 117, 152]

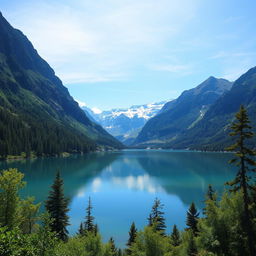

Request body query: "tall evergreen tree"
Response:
[148, 198, 166, 235]
[78, 222, 84, 236]
[203, 184, 216, 215]
[45, 171, 69, 241]
[187, 232, 198, 256]
[109, 237, 118, 256]
[126, 222, 137, 255]
[117, 248, 123, 256]
[170, 225, 181, 247]
[94, 223, 99, 235]
[226, 105, 256, 255]
[148, 213, 153, 227]
[206, 184, 215, 201]
[186, 202, 199, 236]
[84, 197, 95, 233]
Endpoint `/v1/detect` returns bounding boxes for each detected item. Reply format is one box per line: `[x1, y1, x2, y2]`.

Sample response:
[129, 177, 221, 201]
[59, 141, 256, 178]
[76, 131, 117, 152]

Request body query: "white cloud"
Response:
[91, 107, 102, 114]
[92, 178, 102, 193]
[75, 99, 87, 108]
[3, 0, 201, 84]
[112, 174, 163, 194]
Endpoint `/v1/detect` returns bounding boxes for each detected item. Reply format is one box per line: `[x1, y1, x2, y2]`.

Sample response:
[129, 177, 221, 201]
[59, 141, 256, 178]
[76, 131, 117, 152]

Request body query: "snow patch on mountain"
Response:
[81, 101, 167, 145]
[97, 101, 167, 120]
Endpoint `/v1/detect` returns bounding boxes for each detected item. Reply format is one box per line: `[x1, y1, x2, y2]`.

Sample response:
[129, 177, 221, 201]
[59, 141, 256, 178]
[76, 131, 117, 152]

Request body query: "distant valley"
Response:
[1, 11, 256, 157]
[80, 68, 256, 151]
[81, 101, 167, 145]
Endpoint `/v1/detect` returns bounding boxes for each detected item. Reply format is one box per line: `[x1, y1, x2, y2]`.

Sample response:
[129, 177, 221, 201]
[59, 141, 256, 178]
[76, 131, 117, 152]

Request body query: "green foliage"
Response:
[84, 197, 95, 233]
[45, 171, 69, 241]
[197, 191, 247, 255]
[78, 222, 84, 236]
[19, 197, 41, 234]
[0, 107, 96, 159]
[170, 225, 181, 247]
[0, 227, 37, 256]
[31, 213, 58, 256]
[186, 202, 199, 236]
[0, 109, 256, 256]
[148, 198, 166, 235]
[55, 237, 88, 256]
[226, 105, 256, 192]
[0, 13, 123, 158]
[130, 226, 171, 256]
[0, 168, 25, 229]
[225, 105, 256, 255]
[55, 232, 103, 256]
[186, 230, 198, 256]
[109, 237, 118, 256]
[206, 185, 216, 201]
[134, 76, 232, 148]
[126, 222, 137, 255]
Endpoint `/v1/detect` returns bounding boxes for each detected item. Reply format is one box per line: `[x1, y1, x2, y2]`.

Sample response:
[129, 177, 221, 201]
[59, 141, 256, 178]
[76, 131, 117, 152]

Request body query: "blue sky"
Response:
[1, 0, 256, 110]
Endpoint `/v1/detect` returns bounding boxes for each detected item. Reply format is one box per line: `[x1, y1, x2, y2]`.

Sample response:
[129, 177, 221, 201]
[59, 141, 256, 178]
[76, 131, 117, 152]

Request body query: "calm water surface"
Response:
[0, 149, 235, 247]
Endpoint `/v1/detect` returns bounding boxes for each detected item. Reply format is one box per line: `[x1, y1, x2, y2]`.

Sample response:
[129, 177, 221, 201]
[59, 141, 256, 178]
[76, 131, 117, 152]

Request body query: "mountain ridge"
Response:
[133, 76, 233, 147]
[82, 101, 167, 145]
[167, 66, 256, 150]
[0, 12, 122, 158]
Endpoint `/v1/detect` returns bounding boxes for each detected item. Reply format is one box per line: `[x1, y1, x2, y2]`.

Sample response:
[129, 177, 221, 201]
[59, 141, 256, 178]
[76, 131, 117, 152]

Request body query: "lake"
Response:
[0, 149, 235, 247]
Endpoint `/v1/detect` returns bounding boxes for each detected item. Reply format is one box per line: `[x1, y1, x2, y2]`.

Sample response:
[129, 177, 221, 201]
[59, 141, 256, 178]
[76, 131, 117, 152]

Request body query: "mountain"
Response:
[82, 102, 167, 145]
[0, 12, 122, 158]
[166, 67, 256, 150]
[134, 76, 232, 147]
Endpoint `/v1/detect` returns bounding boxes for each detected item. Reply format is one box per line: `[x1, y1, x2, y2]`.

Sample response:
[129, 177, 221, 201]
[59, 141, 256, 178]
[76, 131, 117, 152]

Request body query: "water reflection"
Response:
[0, 150, 236, 247]
[0, 152, 119, 203]
[136, 150, 234, 207]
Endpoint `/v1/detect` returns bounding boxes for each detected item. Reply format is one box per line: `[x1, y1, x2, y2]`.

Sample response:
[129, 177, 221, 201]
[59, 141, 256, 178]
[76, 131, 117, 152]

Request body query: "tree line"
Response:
[0, 107, 96, 159]
[0, 105, 255, 255]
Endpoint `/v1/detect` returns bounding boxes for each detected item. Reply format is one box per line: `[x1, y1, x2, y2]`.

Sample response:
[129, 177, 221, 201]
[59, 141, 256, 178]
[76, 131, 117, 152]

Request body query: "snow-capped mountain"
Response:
[81, 101, 167, 145]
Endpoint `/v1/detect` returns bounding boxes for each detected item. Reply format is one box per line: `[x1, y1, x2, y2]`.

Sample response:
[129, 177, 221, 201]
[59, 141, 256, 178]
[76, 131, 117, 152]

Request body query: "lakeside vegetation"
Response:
[0, 106, 255, 256]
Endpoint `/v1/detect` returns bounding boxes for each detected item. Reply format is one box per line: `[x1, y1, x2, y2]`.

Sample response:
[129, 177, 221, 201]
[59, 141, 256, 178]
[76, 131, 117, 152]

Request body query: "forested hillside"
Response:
[134, 77, 232, 147]
[0, 12, 122, 158]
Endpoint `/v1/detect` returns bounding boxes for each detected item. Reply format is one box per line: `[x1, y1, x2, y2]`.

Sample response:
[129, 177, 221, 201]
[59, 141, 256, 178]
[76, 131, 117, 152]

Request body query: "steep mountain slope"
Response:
[168, 67, 256, 150]
[0, 12, 122, 157]
[134, 77, 232, 147]
[82, 102, 166, 145]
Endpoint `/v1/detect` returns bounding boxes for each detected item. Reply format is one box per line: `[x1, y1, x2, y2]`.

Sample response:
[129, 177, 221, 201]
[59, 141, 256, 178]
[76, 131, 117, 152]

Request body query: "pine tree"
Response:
[126, 222, 137, 255]
[117, 249, 123, 256]
[148, 213, 153, 227]
[94, 223, 99, 235]
[206, 184, 215, 201]
[84, 197, 95, 233]
[203, 184, 216, 215]
[187, 232, 198, 256]
[45, 171, 69, 241]
[226, 105, 256, 255]
[186, 202, 199, 236]
[148, 198, 166, 235]
[170, 225, 181, 247]
[109, 237, 118, 256]
[78, 222, 84, 236]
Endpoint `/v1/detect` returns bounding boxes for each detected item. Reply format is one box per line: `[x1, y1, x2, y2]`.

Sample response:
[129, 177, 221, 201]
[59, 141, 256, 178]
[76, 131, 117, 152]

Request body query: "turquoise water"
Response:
[0, 150, 235, 247]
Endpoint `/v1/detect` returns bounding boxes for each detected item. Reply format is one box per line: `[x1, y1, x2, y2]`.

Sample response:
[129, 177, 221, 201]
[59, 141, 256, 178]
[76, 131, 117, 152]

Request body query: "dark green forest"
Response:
[0, 107, 96, 158]
[0, 106, 255, 256]
[0, 11, 123, 159]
